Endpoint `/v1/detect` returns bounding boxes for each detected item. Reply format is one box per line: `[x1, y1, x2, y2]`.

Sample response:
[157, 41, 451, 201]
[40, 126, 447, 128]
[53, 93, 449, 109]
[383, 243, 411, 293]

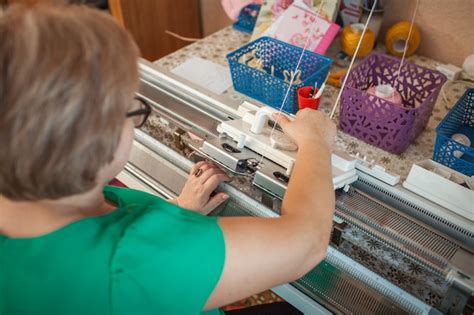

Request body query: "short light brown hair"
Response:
[0, 4, 139, 200]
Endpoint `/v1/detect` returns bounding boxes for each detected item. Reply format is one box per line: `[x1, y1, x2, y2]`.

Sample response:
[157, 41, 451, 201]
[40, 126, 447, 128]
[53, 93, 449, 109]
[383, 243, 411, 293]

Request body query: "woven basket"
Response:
[339, 53, 446, 154]
[227, 37, 332, 113]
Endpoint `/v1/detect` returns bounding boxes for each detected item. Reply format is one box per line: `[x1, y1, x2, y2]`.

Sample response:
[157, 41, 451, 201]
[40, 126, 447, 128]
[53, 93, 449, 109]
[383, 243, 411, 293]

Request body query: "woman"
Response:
[0, 4, 336, 315]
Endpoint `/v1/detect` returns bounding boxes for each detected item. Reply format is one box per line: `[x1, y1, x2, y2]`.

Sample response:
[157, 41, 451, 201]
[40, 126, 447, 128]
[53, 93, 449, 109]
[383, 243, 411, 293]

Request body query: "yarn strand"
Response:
[329, 0, 378, 120]
[393, 0, 420, 84]
[257, 0, 326, 165]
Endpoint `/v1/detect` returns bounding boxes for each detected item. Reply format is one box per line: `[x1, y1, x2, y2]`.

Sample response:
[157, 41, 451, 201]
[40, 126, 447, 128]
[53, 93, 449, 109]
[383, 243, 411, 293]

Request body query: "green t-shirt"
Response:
[0, 186, 226, 315]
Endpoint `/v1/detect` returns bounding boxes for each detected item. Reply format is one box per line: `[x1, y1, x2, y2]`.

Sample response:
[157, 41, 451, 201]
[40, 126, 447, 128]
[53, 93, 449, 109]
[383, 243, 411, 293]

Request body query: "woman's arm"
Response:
[205, 109, 336, 310]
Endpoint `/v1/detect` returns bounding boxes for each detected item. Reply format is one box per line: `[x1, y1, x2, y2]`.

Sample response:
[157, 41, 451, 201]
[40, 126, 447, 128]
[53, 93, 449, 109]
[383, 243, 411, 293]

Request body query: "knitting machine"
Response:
[119, 60, 473, 314]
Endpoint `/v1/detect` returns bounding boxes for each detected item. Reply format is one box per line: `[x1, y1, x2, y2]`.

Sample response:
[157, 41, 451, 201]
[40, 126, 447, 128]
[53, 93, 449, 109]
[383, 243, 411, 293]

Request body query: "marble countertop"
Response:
[153, 26, 473, 180]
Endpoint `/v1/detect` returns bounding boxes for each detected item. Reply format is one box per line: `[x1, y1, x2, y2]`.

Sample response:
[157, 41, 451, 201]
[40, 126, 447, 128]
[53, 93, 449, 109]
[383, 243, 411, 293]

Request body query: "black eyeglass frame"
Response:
[126, 96, 152, 128]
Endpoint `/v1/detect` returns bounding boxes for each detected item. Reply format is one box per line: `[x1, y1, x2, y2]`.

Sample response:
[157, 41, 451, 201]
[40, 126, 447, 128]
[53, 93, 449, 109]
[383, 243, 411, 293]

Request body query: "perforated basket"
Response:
[227, 37, 332, 113]
[433, 88, 474, 176]
[339, 53, 447, 154]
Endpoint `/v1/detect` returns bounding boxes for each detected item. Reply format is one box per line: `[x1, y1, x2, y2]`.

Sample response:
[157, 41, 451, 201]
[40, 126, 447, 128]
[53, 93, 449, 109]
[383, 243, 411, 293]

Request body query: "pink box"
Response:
[267, 2, 340, 55]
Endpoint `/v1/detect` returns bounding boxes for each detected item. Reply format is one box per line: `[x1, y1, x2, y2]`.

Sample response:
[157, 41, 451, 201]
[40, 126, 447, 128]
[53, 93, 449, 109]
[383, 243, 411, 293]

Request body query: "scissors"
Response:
[238, 49, 256, 64]
[283, 69, 302, 85]
[247, 57, 264, 71]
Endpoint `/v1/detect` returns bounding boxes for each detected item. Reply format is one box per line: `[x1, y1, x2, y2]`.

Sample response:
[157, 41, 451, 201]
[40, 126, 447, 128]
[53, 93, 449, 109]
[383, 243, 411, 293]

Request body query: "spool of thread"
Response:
[367, 84, 402, 106]
[385, 21, 421, 57]
[462, 54, 474, 78]
[341, 23, 375, 58]
[452, 133, 471, 158]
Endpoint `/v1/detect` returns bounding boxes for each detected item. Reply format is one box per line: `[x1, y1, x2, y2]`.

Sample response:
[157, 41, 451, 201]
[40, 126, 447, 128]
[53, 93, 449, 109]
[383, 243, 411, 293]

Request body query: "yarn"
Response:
[385, 21, 421, 57]
[341, 23, 375, 58]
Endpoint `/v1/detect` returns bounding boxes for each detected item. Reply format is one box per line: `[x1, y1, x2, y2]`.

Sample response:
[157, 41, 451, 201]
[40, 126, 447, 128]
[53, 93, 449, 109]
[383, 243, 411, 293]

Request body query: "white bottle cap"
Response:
[375, 84, 395, 99]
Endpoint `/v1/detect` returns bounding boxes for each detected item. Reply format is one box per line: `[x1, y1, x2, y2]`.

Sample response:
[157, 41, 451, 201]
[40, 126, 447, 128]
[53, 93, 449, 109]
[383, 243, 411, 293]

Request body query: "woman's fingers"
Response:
[202, 173, 231, 196]
[190, 161, 217, 177]
[201, 192, 229, 215]
[272, 113, 291, 131]
[190, 161, 207, 175]
[179, 161, 231, 213]
[198, 167, 230, 184]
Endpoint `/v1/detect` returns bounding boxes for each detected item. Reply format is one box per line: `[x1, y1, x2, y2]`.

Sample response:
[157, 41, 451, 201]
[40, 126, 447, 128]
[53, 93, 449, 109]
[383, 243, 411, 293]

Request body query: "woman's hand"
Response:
[172, 161, 231, 215]
[273, 108, 336, 149]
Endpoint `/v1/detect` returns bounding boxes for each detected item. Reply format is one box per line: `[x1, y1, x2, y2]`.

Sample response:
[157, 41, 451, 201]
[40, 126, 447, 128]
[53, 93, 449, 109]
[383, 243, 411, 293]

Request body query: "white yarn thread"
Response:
[270, 0, 326, 126]
[393, 0, 420, 84]
[329, 0, 378, 120]
[257, 0, 326, 165]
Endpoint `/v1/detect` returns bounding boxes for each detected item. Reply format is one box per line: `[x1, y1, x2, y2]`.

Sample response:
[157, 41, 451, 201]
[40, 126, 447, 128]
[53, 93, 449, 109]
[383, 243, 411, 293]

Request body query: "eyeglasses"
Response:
[126, 97, 151, 128]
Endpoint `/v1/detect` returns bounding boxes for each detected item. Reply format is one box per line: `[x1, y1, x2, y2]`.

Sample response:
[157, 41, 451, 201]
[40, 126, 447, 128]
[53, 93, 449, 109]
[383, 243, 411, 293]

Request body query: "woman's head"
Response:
[0, 4, 139, 201]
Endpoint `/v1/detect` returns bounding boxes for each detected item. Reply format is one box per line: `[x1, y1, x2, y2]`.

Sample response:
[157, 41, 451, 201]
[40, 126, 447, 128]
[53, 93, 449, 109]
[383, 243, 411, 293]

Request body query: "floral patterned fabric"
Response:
[338, 225, 449, 308]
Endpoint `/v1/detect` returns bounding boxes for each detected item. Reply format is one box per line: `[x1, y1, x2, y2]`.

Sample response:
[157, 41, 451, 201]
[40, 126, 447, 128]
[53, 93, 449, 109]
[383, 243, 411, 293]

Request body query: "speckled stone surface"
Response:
[153, 26, 473, 180]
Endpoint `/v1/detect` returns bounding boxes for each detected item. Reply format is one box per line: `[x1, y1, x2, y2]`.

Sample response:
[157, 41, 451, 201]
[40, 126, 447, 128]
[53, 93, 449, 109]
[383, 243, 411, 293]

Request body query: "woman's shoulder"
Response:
[104, 185, 219, 224]
[106, 186, 226, 315]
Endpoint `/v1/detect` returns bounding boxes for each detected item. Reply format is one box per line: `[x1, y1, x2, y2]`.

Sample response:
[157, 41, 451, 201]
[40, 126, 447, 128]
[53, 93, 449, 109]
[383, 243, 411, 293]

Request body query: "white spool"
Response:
[351, 23, 365, 33]
[375, 84, 395, 98]
[393, 39, 407, 54]
[462, 54, 474, 78]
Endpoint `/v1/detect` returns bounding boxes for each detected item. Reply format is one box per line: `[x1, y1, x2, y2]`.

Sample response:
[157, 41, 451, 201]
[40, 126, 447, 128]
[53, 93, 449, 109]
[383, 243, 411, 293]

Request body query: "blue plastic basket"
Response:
[233, 4, 261, 34]
[227, 37, 332, 113]
[433, 88, 474, 176]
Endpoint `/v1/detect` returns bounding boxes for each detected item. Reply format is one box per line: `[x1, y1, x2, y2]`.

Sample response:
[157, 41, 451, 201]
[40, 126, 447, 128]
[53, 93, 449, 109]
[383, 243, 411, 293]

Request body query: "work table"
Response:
[123, 26, 474, 313]
[152, 26, 472, 179]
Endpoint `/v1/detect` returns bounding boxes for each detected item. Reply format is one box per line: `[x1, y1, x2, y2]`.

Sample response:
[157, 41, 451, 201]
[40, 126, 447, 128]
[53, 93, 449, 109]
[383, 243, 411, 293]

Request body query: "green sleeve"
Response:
[110, 204, 225, 315]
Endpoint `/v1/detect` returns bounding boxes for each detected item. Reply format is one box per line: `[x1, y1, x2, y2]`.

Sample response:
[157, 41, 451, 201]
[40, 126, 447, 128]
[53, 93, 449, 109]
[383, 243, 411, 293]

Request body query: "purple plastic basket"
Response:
[339, 53, 447, 154]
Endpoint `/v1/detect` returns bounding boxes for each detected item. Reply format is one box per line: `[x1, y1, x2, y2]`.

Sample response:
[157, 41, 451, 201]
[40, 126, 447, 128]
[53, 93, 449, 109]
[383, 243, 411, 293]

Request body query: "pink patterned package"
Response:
[271, 0, 313, 20]
[268, 2, 340, 55]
